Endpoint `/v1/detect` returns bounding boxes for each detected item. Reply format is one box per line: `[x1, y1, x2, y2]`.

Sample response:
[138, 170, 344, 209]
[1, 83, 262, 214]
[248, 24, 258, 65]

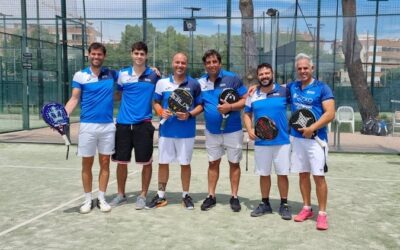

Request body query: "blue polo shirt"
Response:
[71, 66, 117, 123]
[287, 79, 334, 141]
[198, 69, 247, 134]
[116, 66, 160, 124]
[153, 75, 201, 138]
[245, 84, 290, 146]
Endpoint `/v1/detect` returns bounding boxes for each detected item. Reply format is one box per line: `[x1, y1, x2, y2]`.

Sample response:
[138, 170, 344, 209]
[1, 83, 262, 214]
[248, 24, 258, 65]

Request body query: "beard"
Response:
[259, 78, 273, 87]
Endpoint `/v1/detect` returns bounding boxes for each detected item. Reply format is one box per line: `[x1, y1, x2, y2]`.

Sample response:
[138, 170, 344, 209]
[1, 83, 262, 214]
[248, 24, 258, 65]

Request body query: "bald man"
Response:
[148, 52, 203, 209]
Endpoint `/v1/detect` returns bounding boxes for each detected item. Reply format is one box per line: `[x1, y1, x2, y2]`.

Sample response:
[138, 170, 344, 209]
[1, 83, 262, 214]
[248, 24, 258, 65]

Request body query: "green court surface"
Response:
[0, 143, 399, 249]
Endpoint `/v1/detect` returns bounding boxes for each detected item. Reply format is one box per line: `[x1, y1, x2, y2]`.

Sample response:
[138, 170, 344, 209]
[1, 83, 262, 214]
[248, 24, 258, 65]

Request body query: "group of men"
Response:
[65, 41, 334, 231]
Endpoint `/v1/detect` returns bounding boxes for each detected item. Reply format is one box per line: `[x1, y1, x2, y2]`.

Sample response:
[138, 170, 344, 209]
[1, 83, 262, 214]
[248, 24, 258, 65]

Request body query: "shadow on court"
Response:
[0, 143, 399, 249]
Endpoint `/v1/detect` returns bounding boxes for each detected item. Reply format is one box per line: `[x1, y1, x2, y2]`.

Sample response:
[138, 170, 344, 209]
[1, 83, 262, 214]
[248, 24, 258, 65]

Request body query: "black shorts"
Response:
[112, 122, 155, 164]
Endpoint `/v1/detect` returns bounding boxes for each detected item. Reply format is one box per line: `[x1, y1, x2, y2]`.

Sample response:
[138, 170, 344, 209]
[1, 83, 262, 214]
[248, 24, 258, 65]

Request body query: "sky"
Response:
[0, 0, 399, 42]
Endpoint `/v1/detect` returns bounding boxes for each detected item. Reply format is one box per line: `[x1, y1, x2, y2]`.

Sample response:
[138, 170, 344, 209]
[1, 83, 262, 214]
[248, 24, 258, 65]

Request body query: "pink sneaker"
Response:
[316, 214, 328, 230]
[294, 208, 314, 222]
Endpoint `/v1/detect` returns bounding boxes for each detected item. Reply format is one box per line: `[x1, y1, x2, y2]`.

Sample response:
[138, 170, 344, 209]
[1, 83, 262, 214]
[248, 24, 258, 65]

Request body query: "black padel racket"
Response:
[289, 108, 328, 172]
[255, 116, 279, 140]
[41, 102, 71, 160]
[160, 88, 193, 125]
[219, 88, 240, 131]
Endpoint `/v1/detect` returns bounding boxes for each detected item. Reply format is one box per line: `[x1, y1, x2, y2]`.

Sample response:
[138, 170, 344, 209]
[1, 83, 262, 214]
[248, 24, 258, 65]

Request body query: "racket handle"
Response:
[62, 134, 71, 146]
[66, 145, 69, 160]
[220, 118, 227, 131]
[160, 118, 167, 125]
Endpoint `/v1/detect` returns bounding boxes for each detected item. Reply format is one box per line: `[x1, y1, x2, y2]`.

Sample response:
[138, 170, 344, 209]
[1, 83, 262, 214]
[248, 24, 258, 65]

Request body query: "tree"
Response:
[342, 0, 378, 121]
[239, 0, 258, 86]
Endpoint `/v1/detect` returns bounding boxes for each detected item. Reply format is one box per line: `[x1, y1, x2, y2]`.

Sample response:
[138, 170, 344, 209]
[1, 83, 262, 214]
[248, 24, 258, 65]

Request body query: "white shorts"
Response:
[290, 136, 328, 176]
[254, 144, 291, 176]
[158, 137, 195, 165]
[77, 123, 116, 157]
[205, 129, 243, 163]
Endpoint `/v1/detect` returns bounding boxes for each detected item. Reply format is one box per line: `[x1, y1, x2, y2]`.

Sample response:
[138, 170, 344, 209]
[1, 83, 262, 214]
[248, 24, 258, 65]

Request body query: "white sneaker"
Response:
[96, 198, 111, 213]
[79, 199, 94, 214]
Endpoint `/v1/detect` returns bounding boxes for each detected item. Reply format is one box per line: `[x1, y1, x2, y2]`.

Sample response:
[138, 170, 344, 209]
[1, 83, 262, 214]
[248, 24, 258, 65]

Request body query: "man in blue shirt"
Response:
[198, 49, 247, 212]
[110, 41, 160, 210]
[243, 63, 292, 220]
[288, 53, 335, 230]
[147, 52, 203, 210]
[65, 42, 117, 214]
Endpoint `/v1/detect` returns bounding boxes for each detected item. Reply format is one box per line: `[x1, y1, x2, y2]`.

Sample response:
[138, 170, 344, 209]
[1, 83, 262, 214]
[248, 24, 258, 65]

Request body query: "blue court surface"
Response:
[0, 143, 399, 249]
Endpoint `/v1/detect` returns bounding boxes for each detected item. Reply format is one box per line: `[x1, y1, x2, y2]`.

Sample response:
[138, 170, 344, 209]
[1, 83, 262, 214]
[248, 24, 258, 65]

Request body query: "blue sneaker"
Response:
[279, 203, 292, 220]
[250, 203, 272, 217]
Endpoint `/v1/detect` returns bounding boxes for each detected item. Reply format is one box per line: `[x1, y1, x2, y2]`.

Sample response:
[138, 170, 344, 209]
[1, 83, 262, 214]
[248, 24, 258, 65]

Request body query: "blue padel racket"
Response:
[289, 108, 328, 172]
[219, 88, 240, 131]
[41, 102, 71, 160]
[160, 88, 193, 125]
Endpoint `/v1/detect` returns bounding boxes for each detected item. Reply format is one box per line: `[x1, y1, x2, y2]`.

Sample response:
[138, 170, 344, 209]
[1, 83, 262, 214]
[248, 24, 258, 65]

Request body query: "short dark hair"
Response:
[88, 42, 106, 55]
[257, 63, 273, 74]
[131, 41, 148, 54]
[202, 49, 222, 64]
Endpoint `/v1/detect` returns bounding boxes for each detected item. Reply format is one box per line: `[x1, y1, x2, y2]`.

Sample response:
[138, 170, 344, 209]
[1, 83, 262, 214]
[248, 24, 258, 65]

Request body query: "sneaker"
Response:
[135, 196, 146, 210]
[109, 194, 127, 208]
[294, 208, 314, 222]
[182, 195, 194, 210]
[96, 198, 112, 213]
[201, 195, 216, 211]
[250, 202, 272, 217]
[230, 196, 241, 212]
[79, 199, 94, 214]
[316, 214, 329, 230]
[279, 203, 292, 220]
[146, 194, 167, 209]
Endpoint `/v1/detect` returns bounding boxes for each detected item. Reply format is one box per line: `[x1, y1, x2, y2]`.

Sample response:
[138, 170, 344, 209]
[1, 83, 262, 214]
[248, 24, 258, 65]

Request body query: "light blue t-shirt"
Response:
[198, 69, 247, 134]
[71, 67, 117, 123]
[287, 79, 335, 141]
[153, 75, 201, 138]
[116, 66, 160, 124]
[244, 83, 290, 146]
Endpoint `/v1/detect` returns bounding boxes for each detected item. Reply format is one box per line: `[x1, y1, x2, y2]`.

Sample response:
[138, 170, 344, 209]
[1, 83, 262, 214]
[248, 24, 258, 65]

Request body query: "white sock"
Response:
[157, 190, 165, 198]
[319, 211, 327, 216]
[182, 191, 189, 198]
[84, 192, 92, 202]
[303, 205, 312, 210]
[98, 191, 105, 201]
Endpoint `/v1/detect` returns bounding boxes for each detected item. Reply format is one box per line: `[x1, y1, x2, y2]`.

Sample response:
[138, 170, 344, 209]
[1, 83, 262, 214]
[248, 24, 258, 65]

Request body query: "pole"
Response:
[316, 0, 321, 79]
[142, 0, 147, 42]
[370, 0, 380, 96]
[82, 0, 87, 49]
[332, 0, 338, 90]
[61, 0, 69, 104]
[226, 0, 231, 70]
[293, 0, 298, 79]
[21, 0, 29, 129]
[275, 11, 279, 81]
[36, 0, 44, 117]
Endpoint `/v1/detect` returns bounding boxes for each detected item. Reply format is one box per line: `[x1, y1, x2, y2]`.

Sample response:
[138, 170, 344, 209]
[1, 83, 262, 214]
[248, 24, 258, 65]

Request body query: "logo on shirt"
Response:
[220, 83, 227, 87]
[306, 90, 315, 95]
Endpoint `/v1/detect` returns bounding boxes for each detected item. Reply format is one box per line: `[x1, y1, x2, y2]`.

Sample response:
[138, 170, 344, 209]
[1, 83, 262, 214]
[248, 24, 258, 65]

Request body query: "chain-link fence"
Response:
[1, 0, 400, 136]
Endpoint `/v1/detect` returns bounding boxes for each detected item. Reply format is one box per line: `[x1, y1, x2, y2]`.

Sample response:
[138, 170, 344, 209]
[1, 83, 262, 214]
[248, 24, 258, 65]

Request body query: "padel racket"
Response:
[255, 116, 279, 140]
[41, 102, 71, 160]
[219, 88, 240, 131]
[289, 108, 328, 172]
[160, 88, 193, 125]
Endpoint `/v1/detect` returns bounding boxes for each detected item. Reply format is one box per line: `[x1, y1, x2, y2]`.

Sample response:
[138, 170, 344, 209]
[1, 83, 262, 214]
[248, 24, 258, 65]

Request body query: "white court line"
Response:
[0, 170, 139, 237]
[0, 166, 75, 170]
